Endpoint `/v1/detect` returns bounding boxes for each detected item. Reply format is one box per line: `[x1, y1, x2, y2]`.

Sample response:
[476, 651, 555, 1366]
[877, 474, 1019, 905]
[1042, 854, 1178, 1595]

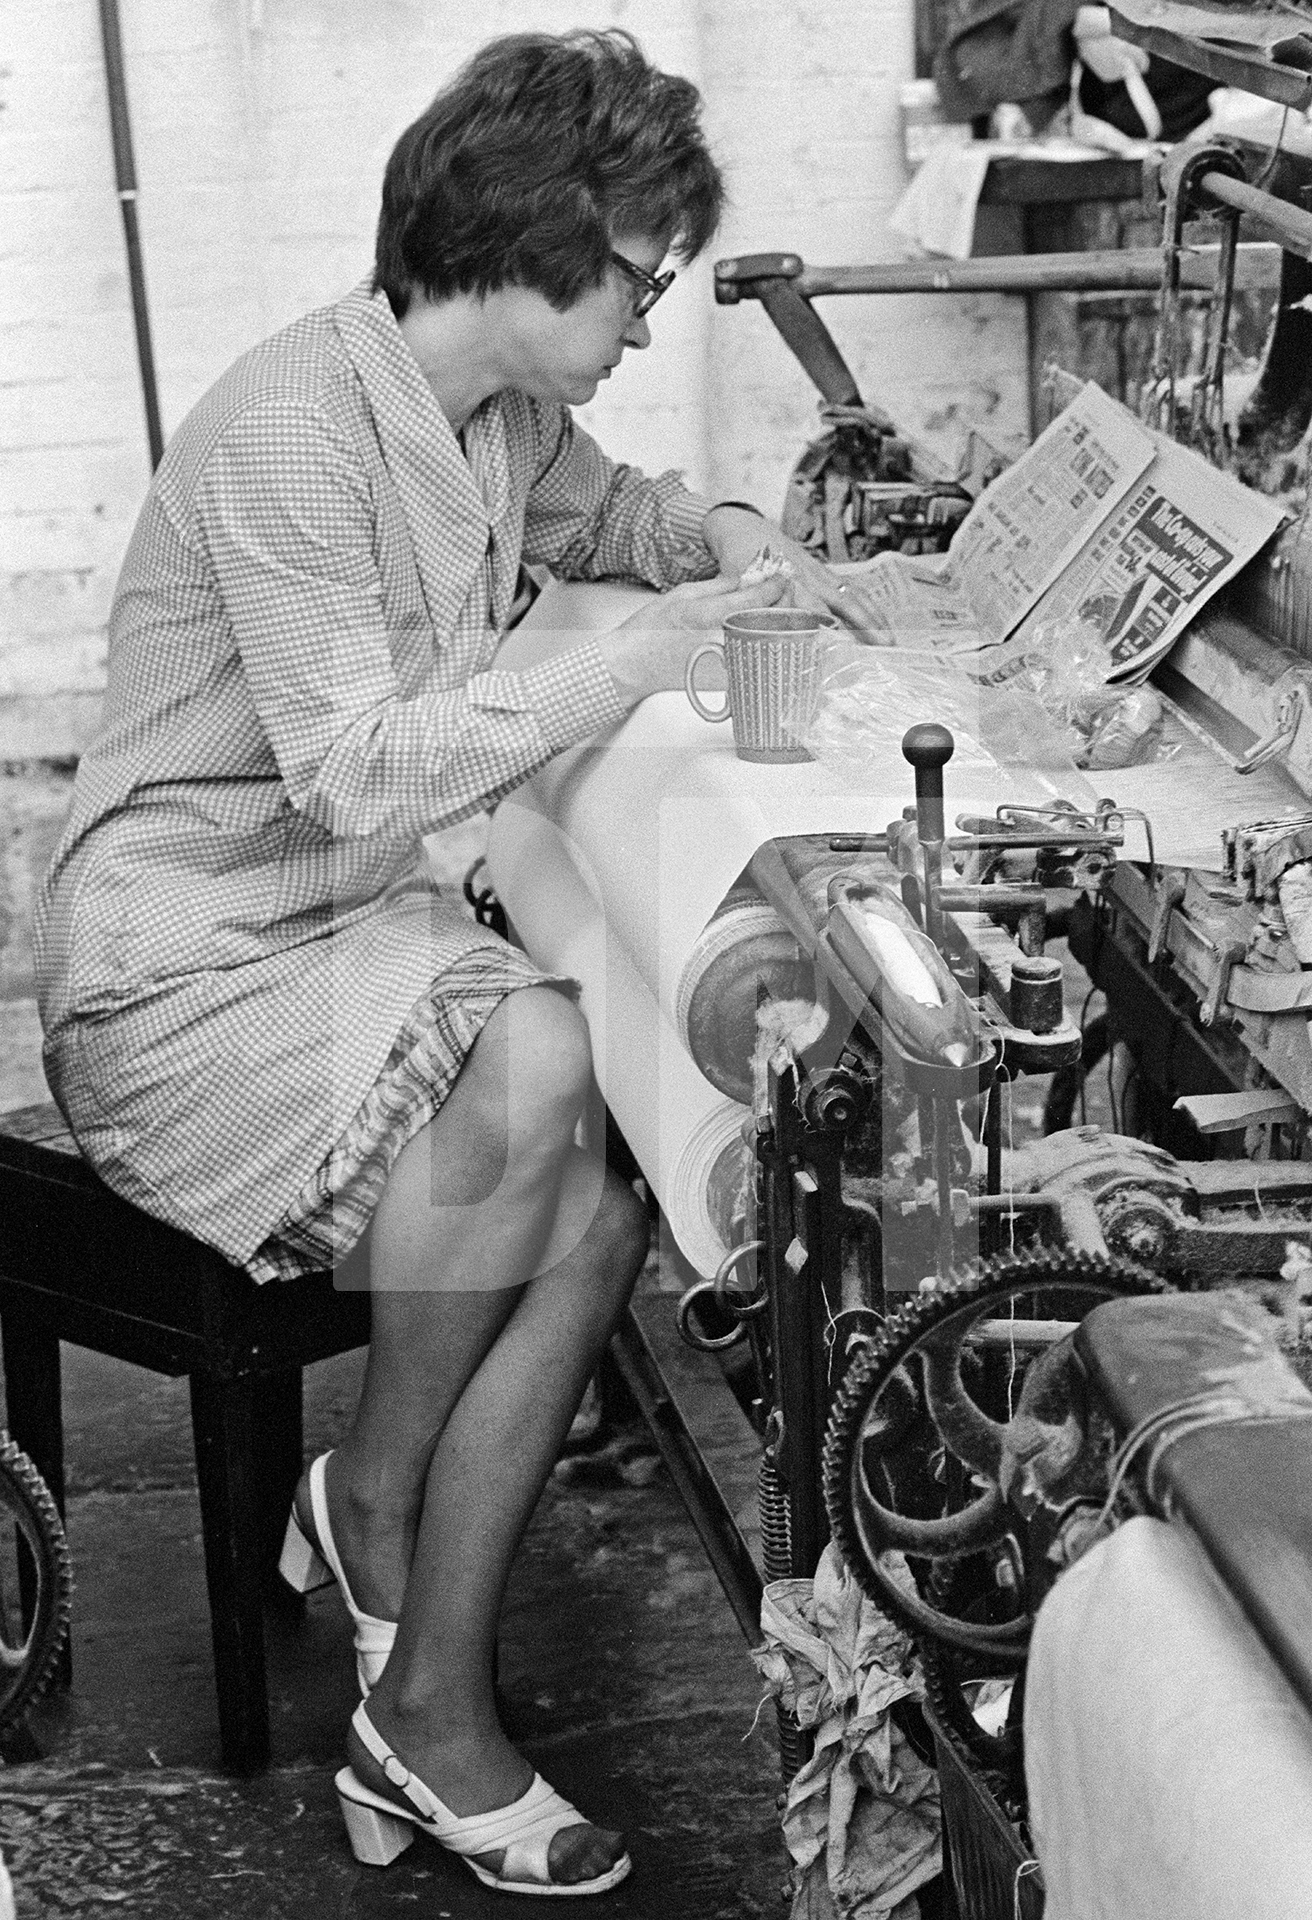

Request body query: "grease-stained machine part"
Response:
[0, 1432, 72, 1734]
[822, 1249, 1164, 1662]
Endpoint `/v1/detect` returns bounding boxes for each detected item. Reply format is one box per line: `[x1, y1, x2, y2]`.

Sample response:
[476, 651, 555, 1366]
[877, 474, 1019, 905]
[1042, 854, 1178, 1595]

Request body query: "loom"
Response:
[489, 48, 1312, 1910]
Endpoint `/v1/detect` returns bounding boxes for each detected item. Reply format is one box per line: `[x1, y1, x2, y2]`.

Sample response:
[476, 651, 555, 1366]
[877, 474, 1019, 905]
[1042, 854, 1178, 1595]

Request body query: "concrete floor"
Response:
[0, 991, 785, 1920]
[3, 1336, 785, 1919]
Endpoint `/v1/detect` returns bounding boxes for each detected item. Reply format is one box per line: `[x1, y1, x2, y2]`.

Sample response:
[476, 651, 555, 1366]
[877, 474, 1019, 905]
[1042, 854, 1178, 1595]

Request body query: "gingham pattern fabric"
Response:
[35, 278, 718, 1271]
[246, 947, 563, 1284]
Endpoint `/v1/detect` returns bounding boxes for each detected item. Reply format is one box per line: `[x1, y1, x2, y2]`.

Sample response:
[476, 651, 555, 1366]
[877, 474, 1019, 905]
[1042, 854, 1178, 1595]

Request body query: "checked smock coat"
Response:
[35, 278, 718, 1273]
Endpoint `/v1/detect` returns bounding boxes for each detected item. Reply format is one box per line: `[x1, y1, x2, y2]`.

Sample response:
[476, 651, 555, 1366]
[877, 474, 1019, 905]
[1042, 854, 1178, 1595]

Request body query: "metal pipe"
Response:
[968, 1319, 1080, 1349]
[969, 1193, 1057, 1215]
[788, 248, 1274, 300]
[97, 0, 164, 470]
[1196, 171, 1312, 265]
[983, 1082, 1002, 1260]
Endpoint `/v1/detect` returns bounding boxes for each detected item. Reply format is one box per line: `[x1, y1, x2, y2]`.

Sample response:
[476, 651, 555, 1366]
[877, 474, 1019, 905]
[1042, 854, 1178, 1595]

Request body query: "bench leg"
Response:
[250, 1366, 303, 1589]
[1, 1313, 71, 1688]
[189, 1372, 270, 1774]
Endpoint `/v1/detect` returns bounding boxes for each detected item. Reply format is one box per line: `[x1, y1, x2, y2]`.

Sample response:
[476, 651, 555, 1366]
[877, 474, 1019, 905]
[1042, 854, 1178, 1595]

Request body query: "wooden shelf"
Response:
[1111, 7, 1312, 111]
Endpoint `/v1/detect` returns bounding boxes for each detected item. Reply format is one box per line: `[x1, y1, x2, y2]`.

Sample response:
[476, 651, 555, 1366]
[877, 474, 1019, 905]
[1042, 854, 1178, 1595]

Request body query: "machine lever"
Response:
[1235, 688, 1305, 774]
[903, 723, 954, 845]
[1200, 941, 1247, 1028]
[1147, 872, 1187, 965]
[903, 724, 954, 949]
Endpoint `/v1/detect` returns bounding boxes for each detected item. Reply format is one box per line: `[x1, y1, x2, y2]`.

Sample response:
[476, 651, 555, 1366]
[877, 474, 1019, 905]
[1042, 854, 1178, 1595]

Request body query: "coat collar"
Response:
[333, 279, 513, 642]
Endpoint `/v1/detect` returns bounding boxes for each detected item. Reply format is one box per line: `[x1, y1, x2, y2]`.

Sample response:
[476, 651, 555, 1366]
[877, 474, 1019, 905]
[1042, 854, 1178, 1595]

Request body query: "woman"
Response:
[36, 29, 862, 1896]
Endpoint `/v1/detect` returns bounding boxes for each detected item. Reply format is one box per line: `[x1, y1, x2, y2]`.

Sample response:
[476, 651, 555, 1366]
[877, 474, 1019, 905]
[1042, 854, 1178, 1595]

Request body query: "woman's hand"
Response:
[595, 570, 789, 704]
[700, 504, 887, 642]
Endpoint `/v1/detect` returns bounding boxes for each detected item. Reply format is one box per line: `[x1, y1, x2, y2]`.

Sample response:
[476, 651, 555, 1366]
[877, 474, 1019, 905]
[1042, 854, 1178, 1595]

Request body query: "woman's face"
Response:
[502, 232, 666, 406]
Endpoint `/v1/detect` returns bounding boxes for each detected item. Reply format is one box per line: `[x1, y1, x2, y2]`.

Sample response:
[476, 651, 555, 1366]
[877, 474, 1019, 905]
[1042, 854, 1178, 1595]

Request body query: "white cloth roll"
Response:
[1025, 1515, 1312, 1919]
[489, 580, 1083, 1270]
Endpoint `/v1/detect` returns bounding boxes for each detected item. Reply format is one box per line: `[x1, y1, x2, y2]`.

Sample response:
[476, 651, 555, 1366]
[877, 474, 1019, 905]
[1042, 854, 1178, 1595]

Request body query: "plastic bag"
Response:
[982, 617, 1177, 769]
[796, 640, 1084, 784]
[796, 619, 1179, 786]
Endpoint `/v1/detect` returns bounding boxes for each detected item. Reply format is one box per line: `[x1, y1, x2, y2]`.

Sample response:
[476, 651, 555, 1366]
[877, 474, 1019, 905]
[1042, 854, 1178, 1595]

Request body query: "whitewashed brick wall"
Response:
[1, 0, 1028, 759]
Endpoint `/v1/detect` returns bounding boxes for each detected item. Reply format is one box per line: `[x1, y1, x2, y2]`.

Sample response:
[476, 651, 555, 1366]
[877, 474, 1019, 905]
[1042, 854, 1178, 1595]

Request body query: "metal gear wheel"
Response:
[822, 1247, 1165, 1661]
[0, 1433, 73, 1735]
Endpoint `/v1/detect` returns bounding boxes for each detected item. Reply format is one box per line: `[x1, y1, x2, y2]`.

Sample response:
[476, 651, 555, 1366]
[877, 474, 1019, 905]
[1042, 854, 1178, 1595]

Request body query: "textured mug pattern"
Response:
[685, 609, 826, 764]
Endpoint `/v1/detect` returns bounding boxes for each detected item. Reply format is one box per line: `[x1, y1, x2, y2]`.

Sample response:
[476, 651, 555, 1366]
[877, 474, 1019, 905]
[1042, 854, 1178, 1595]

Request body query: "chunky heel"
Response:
[278, 1510, 333, 1594]
[338, 1705, 632, 1894]
[337, 1775, 416, 1867]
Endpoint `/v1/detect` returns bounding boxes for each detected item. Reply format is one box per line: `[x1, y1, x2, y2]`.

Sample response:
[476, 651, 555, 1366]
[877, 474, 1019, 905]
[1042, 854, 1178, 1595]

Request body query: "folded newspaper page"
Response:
[842, 383, 1284, 680]
[842, 382, 1156, 649]
[1007, 428, 1286, 683]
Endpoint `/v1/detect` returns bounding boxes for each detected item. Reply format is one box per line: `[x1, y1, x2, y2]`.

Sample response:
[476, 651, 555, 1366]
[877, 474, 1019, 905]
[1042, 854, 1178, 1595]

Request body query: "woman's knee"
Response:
[457, 986, 594, 1152]
[532, 1153, 650, 1293]
[501, 988, 594, 1136]
[600, 1170, 651, 1295]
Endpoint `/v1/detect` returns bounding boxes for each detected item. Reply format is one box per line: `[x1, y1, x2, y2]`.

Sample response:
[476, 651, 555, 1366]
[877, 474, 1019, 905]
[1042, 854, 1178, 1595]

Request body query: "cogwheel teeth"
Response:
[822, 1248, 1164, 1659]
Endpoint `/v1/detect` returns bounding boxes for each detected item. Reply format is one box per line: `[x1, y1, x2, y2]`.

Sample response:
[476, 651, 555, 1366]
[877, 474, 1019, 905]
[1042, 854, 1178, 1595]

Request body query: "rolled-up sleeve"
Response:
[523, 403, 719, 589]
[195, 396, 628, 840]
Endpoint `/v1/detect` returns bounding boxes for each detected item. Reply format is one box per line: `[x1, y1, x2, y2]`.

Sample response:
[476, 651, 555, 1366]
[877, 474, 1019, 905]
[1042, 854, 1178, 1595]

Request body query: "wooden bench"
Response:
[0, 1102, 371, 1773]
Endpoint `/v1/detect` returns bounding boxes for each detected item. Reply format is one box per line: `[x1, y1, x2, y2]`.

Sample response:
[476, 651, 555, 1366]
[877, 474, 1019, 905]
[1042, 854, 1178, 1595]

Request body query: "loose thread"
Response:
[1014, 1857, 1042, 1917]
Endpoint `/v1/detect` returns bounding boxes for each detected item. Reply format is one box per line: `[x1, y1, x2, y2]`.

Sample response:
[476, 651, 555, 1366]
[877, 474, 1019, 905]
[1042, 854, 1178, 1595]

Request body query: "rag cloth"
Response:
[751, 1543, 941, 1920]
[890, 145, 992, 260]
[1025, 1514, 1312, 1918]
[890, 140, 1108, 259]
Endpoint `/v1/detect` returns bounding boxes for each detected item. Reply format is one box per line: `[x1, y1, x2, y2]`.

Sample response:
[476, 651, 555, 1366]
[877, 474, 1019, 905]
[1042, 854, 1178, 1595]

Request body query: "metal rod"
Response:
[945, 831, 1122, 852]
[788, 248, 1274, 300]
[756, 279, 862, 407]
[97, 0, 164, 470]
[983, 1082, 1002, 1261]
[609, 1310, 764, 1646]
[971, 1193, 1058, 1215]
[764, 1067, 832, 1582]
[933, 1105, 955, 1276]
[968, 1319, 1080, 1348]
[1197, 171, 1312, 265]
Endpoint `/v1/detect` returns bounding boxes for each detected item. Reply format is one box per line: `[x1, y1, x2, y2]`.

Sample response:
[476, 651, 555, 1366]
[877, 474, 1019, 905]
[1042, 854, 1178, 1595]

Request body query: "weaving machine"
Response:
[489, 60, 1312, 1913]
[487, 636, 1312, 1915]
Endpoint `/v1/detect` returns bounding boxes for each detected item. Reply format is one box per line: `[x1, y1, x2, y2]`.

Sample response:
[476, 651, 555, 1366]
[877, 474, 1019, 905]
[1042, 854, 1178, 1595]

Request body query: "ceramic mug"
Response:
[684, 608, 829, 764]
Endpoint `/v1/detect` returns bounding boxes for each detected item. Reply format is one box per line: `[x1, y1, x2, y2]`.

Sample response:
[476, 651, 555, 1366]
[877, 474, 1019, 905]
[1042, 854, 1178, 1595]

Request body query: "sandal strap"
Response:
[349, 1705, 587, 1884]
[309, 1455, 394, 1647]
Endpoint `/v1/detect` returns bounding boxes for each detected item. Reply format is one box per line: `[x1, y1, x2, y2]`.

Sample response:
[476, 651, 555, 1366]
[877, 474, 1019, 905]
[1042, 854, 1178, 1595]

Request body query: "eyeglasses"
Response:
[610, 249, 676, 318]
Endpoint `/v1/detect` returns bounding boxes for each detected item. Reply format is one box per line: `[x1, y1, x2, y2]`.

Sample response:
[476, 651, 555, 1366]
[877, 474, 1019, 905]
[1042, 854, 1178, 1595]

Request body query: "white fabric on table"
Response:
[890, 141, 1110, 260]
[1025, 1514, 1312, 1919]
[491, 581, 1085, 1271]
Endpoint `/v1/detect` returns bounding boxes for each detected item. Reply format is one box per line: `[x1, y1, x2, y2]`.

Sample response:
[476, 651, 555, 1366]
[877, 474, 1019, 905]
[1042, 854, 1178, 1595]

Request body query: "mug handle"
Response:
[685, 641, 731, 722]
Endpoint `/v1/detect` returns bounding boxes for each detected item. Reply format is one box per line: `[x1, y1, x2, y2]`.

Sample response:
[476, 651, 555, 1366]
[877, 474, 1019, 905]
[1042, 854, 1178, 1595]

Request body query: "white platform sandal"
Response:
[277, 1452, 396, 1694]
[336, 1701, 632, 1896]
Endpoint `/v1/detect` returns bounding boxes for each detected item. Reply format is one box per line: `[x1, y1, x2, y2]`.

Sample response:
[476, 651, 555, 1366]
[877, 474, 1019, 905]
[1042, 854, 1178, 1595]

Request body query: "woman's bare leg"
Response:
[297, 986, 647, 1882]
[297, 984, 606, 1611]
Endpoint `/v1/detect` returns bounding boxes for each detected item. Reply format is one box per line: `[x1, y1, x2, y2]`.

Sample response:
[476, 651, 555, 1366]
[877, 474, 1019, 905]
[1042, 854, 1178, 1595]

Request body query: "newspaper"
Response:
[1005, 429, 1287, 684]
[845, 383, 1284, 682]
[846, 382, 1157, 649]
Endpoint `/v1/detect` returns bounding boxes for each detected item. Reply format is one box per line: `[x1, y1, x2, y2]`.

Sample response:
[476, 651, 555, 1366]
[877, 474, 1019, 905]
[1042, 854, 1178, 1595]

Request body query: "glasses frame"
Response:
[609, 249, 676, 319]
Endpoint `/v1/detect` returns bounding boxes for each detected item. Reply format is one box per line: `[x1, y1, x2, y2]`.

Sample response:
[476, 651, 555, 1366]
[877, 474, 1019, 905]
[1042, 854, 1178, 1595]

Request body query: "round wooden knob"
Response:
[902, 723, 954, 772]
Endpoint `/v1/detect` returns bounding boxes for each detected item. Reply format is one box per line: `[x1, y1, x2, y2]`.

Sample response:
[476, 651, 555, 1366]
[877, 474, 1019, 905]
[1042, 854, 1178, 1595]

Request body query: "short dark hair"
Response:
[374, 29, 724, 318]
